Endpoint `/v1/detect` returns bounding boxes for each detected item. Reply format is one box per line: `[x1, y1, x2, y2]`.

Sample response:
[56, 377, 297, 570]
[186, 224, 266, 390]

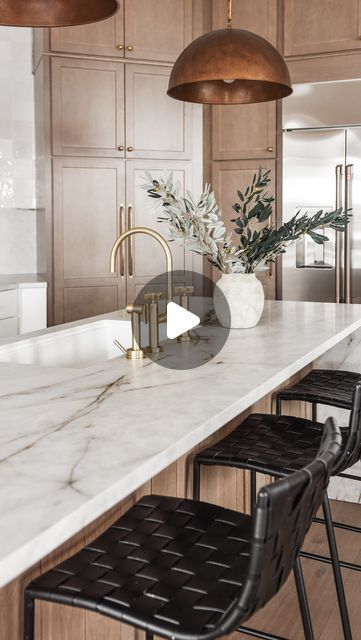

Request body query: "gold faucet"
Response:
[110, 227, 173, 306]
[110, 227, 174, 358]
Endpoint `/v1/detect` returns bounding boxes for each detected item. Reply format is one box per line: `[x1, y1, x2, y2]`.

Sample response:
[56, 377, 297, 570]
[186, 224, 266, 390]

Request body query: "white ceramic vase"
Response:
[214, 273, 265, 329]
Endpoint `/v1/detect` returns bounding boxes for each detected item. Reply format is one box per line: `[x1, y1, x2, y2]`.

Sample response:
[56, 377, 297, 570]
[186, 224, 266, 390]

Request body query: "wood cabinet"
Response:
[52, 58, 125, 158]
[284, 0, 361, 57]
[212, 159, 276, 299]
[211, 0, 277, 161]
[53, 158, 126, 324]
[212, 103, 276, 160]
[212, 0, 277, 45]
[125, 159, 194, 303]
[125, 64, 192, 159]
[50, 0, 192, 62]
[52, 60, 191, 160]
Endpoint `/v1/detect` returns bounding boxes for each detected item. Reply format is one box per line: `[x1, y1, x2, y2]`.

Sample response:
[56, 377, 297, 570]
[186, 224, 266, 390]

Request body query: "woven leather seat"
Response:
[276, 369, 361, 410]
[25, 419, 341, 640]
[195, 413, 349, 477]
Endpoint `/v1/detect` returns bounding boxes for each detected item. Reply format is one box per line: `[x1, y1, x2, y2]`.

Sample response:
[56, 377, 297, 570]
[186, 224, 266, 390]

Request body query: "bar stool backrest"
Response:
[335, 381, 361, 473]
[214, 417, 341, 636]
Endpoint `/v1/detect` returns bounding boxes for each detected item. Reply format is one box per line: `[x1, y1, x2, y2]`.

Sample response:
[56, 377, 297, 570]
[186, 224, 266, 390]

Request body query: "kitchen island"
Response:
[1, 300, 361, 640]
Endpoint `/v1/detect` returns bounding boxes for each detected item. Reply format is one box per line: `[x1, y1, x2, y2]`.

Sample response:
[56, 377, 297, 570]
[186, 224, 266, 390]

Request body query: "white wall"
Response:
[0, 26, 39, 274]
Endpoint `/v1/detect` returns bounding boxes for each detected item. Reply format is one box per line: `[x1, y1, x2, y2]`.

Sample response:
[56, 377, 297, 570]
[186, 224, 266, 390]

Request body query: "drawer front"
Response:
[0, 316, 18, 338]
[0, 289, 18, 319]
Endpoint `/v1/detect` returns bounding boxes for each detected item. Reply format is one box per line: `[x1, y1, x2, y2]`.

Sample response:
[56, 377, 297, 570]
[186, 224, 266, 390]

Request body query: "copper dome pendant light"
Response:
[168, 0, 292, 105]
[0, 0, 119, 28]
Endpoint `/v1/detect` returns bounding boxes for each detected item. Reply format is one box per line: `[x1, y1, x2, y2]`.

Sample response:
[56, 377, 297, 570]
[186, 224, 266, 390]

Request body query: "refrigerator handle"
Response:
[335, 164, 343, 303]
[344, 164, 353, 304]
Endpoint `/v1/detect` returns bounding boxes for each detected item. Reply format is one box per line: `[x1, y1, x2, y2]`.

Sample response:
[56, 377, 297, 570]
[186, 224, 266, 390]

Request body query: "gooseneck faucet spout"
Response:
[109, 226, 173, 305]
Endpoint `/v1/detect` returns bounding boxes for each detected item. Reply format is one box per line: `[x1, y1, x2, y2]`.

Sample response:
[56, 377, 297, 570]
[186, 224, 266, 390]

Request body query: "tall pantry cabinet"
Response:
[34, 0, 203, 325]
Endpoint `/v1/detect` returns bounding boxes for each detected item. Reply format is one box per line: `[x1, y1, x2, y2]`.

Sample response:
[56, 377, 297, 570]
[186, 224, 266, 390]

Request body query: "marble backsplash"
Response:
[0, 207, 45, 274]
[317, 326, 361, 503]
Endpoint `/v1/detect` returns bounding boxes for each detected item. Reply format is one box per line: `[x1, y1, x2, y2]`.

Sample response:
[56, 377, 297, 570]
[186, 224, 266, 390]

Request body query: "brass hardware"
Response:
[126, 45, 134, 51]
[127, 146, 134, 152]
[175, 285, 194, 342]
[227, 0, 232, 29]
[110, 227, 174, 307]
[0, 0, 119, 27]
[117, 145, 124, 151]
[127, 204, 133, 277]
[119, 204, 125, 277]
[335, 164, 343, 303]
[113, 339, 127, 356]
[344, 164, 353, 304]
[267, 146, 274, 152]
[125, 303, 146, 359]
[116, 44, 124, 51]
[144, 293, 163, 353]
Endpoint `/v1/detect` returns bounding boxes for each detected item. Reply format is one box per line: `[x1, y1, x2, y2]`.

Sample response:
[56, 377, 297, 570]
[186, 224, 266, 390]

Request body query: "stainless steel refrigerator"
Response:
[282, 80, 361, 303]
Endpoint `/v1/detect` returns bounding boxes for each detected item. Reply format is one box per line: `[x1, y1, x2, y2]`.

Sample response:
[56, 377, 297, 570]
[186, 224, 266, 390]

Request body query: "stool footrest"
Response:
[300, 550, 361, 572]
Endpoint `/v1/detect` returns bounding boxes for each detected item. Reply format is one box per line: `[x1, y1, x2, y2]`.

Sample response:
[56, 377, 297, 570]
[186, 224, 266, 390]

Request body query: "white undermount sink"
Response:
[0, 319, 138, 368]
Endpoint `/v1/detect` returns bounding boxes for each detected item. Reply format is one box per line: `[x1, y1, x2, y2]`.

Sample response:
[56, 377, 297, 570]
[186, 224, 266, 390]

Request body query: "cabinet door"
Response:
[50, 5, 125, 57]
[53, 158, 126, 324]
[211, 160, 276, 300]
[211, 0, 277, 160]
[284, 0, 361, 57]
[125, 160, 194, 303]
[124, 0, 192, 62]
[212, 0, 277, 45]
[125, 64, 192, 160]
[52, 58, 125, 158]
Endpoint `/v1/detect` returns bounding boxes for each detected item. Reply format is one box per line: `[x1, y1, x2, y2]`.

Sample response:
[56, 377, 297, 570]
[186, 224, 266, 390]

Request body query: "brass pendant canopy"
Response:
[168, 28, 293, 105]
[0, 0, 119, 28]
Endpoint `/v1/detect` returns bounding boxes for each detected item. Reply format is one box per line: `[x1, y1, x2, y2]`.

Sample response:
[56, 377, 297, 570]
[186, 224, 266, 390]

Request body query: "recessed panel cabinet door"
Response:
[211, 0, 277, 160]
[50, 4, 125, 57]
[284, 0, 361, 57]
[53, 157, 126, 323]
[212, 160, 276, 299]
[124, 0, 192, 62]
[52, 58, 125, 157]
[125, 160, 193, 303]
[125, 64, 192, 159]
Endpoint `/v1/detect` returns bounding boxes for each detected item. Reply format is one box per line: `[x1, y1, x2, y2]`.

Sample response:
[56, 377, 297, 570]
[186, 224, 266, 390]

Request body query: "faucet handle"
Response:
[175, 286, 194, 296]
[144, 292, 163, 303]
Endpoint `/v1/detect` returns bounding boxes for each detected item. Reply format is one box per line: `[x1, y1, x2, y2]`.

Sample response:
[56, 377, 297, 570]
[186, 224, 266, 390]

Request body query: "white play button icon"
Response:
[166, 301, 200, 340]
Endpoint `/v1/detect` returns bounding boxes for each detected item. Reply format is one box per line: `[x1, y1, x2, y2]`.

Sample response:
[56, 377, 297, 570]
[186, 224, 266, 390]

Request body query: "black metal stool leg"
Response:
[24, 590, 35, 640]
[193, 457, 201, 500]
[322, 493, 352, 639]
[312, 403, 317, 422]
[293, 557, 314, 640]
[250, 470, 257, 515]
[275, 396, 282, 415]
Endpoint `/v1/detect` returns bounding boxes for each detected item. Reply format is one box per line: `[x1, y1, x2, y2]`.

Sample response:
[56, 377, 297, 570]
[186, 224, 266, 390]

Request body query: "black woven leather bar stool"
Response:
[24, 420, 340, 640]
[193, 384, 361, 640]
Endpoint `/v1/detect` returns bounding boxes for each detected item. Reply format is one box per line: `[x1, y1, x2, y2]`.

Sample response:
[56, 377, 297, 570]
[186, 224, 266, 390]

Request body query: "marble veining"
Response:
[1, 300, 361, 588]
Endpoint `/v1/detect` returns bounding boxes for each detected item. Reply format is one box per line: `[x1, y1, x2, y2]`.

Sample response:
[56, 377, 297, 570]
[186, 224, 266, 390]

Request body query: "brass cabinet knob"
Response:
[267, 146, 274, 152]
[127, 146, 134, 152]
[116, 44, 124, 50]
[126, 45, 133, 51]
[117, 145, 124, 151]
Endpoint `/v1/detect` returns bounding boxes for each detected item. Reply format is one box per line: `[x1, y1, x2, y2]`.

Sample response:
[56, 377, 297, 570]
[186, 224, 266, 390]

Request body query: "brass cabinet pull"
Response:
[119, 204, 125, 277]
[117, 145, 124, 151]
[128, 204, 133, 277]
[127, 146, 134, 152]
[126, 45, 133, 51]
[267, 146, 274, 152]
[116, 44, 124, 50]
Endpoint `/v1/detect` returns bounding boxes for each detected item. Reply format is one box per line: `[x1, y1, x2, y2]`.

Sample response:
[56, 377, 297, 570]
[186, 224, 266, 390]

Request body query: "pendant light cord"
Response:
[227, 0, 232, 28]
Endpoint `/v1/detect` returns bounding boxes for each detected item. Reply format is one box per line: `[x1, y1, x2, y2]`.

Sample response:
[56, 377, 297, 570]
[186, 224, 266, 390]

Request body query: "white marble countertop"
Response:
[1, 300, 361, 588]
